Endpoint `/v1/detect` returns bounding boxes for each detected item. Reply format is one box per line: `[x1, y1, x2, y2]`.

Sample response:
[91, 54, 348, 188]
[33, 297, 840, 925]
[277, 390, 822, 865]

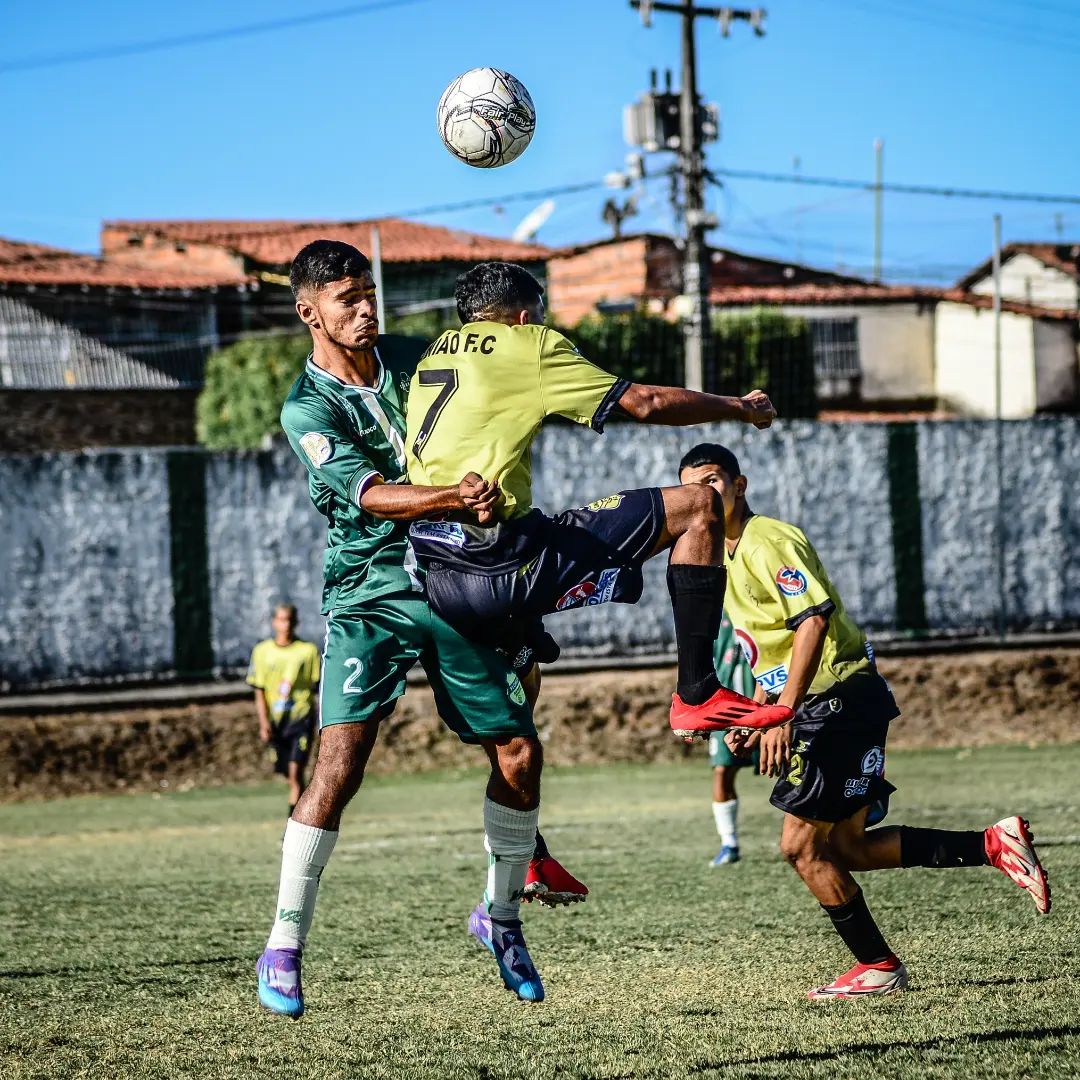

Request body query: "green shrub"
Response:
[196, 334, 310, 450]
[711, 307, 817, 419]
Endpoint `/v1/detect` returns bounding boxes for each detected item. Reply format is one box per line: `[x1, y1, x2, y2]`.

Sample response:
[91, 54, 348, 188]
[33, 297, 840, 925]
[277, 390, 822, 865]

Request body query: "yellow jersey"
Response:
[722, 515, 871, 698]
[404, 322, 625, 519]
[246, 638, 321, 725]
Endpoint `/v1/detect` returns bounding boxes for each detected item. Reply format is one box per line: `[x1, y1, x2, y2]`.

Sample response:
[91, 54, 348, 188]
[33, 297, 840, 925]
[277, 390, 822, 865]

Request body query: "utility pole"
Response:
[630, 1, 765, 391]
[873, 138, 884, 282]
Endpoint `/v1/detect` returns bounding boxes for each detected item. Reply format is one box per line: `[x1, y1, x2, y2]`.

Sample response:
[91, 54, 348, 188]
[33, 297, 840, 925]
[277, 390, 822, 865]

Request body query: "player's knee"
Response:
[684, 483, 723, 532]
[496, 736, 543, 791]
[779, 827, 820, 871]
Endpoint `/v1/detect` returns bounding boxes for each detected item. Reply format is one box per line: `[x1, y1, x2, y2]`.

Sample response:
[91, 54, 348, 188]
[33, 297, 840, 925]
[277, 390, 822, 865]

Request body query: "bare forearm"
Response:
[777, 616, 828, 712]
[254, 693, 269, 728]
[360, 482, 464, 522]
[619, 384, 749, 425]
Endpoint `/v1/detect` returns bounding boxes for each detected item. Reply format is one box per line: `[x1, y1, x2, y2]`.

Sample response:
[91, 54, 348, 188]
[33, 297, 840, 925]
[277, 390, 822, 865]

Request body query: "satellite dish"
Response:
[512, 199, 556, 243]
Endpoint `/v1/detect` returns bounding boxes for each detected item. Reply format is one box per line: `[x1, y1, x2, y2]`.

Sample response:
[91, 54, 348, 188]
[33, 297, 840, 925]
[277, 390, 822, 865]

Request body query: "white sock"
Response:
[712, 799, 739, 848]
[266, 819, 339, 951]
[483, 797, 540, 923]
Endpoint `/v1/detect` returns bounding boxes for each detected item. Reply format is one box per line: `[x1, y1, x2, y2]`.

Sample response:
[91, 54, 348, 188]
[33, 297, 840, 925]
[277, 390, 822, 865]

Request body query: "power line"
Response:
[389, 179, 610, 219]
[0, 0, 429, 74]
[712, 169, 1080, 206]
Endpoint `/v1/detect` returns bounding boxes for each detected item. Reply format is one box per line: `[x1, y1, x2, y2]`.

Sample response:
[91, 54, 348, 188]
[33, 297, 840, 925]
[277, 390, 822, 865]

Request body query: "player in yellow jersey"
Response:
[404, 262, 792, 740]
[680, 442, 1051, 1000]
[247, 602, 321, 816]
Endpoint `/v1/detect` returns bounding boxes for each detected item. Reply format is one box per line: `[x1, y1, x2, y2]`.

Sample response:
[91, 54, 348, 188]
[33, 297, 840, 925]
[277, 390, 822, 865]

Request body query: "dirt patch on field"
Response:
[1, 648, 1078, 802]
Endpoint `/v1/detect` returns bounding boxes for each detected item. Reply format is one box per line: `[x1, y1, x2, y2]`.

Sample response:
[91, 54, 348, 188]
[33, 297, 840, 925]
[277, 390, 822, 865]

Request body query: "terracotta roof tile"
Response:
[955, 242, 1080, 289]
[103, 217, 550, 266]
[0, 237, 251, 289]
[710, 282, 1079, 321]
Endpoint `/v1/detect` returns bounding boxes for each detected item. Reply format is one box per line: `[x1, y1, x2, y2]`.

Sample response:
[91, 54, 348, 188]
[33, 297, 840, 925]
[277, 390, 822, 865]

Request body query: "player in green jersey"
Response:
[403, 262, 793, 742]
[689, 443, 1051, 1000]
[257, 241, 575, 1016]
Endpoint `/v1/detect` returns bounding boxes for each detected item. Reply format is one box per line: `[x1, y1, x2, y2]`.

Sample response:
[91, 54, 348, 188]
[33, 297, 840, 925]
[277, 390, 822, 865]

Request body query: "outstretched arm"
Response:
[360, 473, 501, 523]
[617, 384, 776, 428]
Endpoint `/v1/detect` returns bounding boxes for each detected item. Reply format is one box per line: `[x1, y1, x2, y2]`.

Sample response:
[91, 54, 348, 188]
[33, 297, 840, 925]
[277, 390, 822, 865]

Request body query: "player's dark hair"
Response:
[455, 261, 544, 324]
[289, 240, 372, 299]
[678, 443, 742, 481]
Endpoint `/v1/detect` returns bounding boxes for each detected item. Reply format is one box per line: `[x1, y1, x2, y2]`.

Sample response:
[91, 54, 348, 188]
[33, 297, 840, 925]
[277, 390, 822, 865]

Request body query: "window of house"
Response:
[808, 318, 860, 378]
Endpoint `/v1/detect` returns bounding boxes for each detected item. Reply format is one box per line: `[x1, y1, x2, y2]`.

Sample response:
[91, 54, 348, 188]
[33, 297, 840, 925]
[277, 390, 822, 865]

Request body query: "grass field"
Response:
[2, 744, 1078, 1080]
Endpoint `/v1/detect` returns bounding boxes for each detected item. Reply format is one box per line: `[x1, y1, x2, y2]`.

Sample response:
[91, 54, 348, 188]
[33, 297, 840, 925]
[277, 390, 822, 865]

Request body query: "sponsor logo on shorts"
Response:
[556, 568, 621, 611]
[861, 746, 885, 776]
[299, 432, 333, 467]
[775, 566, 808, 597]
[585, 494, 624, 512]
[844, 777, 871, 798]
[734, 628, 759, 668]
[506, 672, 527, 707]
[755, 664, 788, 694]
[409, 521, 466, 547]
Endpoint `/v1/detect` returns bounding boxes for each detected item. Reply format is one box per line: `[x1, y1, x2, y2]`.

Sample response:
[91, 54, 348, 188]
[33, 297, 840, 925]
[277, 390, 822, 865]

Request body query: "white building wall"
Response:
[934, 302, 1036, 417]
[969, 252, 1079, 309]
[776, 302, 935, 400]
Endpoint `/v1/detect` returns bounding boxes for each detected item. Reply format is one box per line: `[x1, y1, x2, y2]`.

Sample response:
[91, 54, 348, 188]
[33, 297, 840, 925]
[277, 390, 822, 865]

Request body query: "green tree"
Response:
[196, 334, 310, 450]
[562, 311, 684, 386]
[711, 307, 817, 418]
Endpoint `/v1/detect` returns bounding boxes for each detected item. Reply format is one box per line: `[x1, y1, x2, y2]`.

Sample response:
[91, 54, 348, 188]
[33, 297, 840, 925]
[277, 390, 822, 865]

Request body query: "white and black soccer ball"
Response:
[436, 67, 536, 168]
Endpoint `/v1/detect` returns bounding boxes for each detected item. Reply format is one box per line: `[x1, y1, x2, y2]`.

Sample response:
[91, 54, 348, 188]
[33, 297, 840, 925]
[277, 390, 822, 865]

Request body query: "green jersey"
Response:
[280, 336, 425, 613]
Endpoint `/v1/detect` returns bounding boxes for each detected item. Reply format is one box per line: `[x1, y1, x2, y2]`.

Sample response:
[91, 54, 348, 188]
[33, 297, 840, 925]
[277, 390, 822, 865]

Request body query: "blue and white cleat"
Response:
[467, 904, 545, 1002]
[256, 947, 304, 1017]
[710, 844, 740, 867]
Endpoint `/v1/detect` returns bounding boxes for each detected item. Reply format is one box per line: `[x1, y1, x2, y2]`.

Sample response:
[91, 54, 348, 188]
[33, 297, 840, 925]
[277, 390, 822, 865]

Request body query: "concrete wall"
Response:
[776, 302, 936, 402]
[2, 418, 1078, 690]
[935, 302, 1037, 417]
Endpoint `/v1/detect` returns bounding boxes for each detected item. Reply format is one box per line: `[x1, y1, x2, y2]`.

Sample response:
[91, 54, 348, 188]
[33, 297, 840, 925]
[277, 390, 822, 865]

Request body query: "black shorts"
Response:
[421, 488, 665, 663]
[769, 671, 900, 824]
[269, 716, 315, 776]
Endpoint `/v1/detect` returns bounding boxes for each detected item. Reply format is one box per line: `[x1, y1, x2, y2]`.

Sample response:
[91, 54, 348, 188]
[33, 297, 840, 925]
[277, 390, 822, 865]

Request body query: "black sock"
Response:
[899, 826, 988, 868]
[821, 887, 893, 965]
[533, 830, 549, 860]
[668, 563, 725, 704]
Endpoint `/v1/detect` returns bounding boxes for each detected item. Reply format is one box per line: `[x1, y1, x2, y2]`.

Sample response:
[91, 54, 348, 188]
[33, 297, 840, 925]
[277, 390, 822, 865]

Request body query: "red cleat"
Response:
[808, 957, 909, 1000]
[521, 855, 588, 907]
[669, 685, 794, 740]
[985, 815, 1051, 915]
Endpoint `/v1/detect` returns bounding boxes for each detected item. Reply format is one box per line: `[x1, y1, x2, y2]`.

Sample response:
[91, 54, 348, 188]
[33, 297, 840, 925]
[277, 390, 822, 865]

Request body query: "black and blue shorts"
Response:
[268, 716, 315, 776]
[414, 488, 665, 667]
[769, 671, 900, 824]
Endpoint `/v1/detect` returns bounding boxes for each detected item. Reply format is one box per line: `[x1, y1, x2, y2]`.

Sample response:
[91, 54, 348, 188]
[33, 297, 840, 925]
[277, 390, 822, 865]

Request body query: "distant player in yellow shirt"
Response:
[404, 261, 792, 740]
[683, 443, 1051, 1000]
[247, 603, 321, 816]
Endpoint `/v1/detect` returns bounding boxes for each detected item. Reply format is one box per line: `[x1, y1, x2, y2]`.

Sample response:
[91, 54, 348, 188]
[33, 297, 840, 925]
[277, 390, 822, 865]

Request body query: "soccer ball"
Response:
[436, 68, 536, 168]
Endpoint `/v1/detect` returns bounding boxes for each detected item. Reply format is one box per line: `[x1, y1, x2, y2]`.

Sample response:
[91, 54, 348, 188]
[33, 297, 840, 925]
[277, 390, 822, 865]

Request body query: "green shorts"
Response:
[708, 731, 761, 770]
[319, 594, 536, 744]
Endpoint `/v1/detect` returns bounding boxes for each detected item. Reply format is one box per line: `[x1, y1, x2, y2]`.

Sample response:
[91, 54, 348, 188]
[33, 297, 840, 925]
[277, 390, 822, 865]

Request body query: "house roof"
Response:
[103, 217, 550, 267]
[710, 281, 1079, 321]
[0, 237, 251, 290]
[955, 242, 1080, 290]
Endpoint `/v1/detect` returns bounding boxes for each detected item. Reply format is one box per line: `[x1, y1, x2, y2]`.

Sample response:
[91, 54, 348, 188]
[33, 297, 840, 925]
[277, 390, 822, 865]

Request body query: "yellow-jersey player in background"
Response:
[680, 442, 1051, 1001]
[247, 602, 321, 815]
[403, 260, 791, 741]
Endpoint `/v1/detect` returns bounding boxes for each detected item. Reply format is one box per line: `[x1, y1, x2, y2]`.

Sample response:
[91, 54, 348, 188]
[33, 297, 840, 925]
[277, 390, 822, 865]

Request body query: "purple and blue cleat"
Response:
[256, 947, 304, 1017]
[710, 844, 740, 867]
[467, 903, 545, 1002]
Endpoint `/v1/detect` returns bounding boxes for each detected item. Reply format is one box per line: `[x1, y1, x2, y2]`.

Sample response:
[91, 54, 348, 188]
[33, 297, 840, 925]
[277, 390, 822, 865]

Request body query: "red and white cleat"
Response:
[521, 855, 588, 907]
[808, 957, 909, 1001]
[985, 816, 1051, 915]
[669, 686, 794, 740]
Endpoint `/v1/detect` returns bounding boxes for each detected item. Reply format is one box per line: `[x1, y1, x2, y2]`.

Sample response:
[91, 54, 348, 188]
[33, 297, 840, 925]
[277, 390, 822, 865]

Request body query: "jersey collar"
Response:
[305, 347, 385, 393]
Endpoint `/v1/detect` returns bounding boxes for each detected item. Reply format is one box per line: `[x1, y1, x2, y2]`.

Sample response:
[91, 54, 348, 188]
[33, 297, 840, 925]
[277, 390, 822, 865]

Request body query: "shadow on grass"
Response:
[690, 1024, 1080, 1073]
[0, 955, 244, 980]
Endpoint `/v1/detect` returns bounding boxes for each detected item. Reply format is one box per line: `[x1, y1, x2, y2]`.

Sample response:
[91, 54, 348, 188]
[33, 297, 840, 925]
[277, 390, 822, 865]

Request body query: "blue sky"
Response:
[3, 0, 1078, 283]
